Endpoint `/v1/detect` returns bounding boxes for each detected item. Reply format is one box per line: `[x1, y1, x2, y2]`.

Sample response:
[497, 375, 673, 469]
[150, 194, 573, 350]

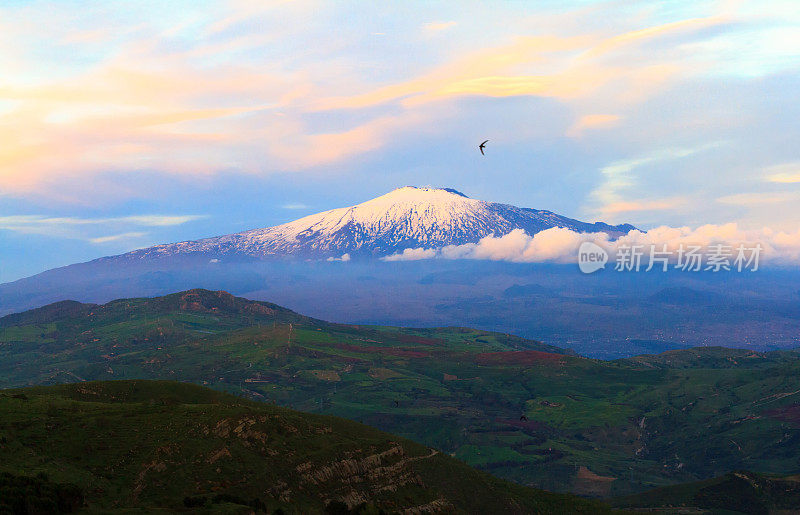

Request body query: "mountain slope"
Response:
[0, 380, 613, 513]
[118, 186, 635, 261]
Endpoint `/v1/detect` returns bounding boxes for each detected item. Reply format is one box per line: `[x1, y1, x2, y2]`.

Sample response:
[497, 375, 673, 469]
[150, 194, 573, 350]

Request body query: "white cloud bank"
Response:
[327, 253, 351, 262]
[381, 225, 800, 266]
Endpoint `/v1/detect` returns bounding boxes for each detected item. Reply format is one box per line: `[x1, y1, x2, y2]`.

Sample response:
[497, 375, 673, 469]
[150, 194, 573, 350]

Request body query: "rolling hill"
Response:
[611, 470, 800, 514]
[2, 289, 799, 497]
[0, 380, 612, 513]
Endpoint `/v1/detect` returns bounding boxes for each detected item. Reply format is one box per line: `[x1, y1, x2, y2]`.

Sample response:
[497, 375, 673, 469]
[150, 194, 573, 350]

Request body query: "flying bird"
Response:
[478, 140, 488, 156]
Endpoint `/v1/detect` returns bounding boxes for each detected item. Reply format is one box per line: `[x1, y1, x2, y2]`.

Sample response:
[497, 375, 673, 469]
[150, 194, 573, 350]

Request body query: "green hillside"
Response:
[0, 380, 611, 514]
[611, 470, 800, 514]
[2, 289, 799, 496]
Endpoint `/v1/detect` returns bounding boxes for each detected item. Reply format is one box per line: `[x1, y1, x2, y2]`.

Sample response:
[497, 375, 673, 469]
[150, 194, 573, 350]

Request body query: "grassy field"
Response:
[0, 380, 613, 513]
[2, 289, 799, 496]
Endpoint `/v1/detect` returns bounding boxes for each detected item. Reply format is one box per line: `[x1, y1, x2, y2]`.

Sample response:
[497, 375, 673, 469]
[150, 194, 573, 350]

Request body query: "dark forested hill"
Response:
[0, 380, 611, 513]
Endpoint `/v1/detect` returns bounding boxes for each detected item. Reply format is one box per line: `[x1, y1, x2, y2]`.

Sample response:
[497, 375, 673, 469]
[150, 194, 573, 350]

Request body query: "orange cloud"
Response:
[765, 162, 800, 183]
[600, 199, 683, 214]
[582, 16, 729, 58]
[314, 16, 727, 111]
[266, 110, 429, 169]
[717, 192, 800, 205]
[0, 3, 735, 199]
[312, 35, 594, 110]
[424, 21, 457, 32]
[566, 113, 620, 136]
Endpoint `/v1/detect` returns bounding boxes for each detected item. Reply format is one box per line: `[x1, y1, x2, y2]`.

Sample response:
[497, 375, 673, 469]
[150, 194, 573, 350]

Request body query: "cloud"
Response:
[717, 192, 800, 206]
[589, 143, 723, 221]
[566, 114, 620, 137]
[326, 253, 351, 262]
[382, 247, 438, 262]
[0, 0, 796, 246]
[119, 215, 208, 226]
[0, 214, 205, 229]
[0, 1, 318, 196]
[315, 14, 738, 114]
[0, 213, 205, 240]
[424, 21, 457, 33]
[615, 225, 800, 265]
[600, 199, 684, 214]
[442, 228, 592, 263]
[313, 18, 710, 112]
[765, 162, 800, 183]
[383, 228, 595, 264]
[281, 203, 310, 210]
[582, 16, 729, 59]
[267, 110, 429, 168]
[382, 225, 800, 266]
[89, 232, 147, 244]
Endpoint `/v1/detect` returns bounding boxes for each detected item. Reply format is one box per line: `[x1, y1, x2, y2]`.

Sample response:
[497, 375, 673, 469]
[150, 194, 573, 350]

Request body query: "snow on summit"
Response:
[128, 186, 634, 260]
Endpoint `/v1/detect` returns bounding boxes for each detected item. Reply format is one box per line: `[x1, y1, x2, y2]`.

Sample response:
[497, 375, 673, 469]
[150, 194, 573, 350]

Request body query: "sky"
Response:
[0, 0, 798, 282]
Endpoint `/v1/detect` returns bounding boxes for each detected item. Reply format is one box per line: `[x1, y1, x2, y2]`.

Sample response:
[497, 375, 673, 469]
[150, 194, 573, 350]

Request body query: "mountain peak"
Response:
[126, 187, 635, 260]
[388, 186, 470, 198]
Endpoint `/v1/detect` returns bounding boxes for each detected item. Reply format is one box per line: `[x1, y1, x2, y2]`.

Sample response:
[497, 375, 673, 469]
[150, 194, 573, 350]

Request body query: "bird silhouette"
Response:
[479, 140, 488, 155]
[394, 400, 400, 408]
[520, 415, 528, 422]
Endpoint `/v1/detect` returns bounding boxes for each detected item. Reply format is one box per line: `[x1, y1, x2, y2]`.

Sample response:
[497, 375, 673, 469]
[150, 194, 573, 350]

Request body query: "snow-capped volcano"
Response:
[126, 186, 634, 261]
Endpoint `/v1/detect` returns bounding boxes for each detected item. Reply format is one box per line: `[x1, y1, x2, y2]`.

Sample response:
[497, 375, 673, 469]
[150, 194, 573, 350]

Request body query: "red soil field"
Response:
[474, 351, 566, 366]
